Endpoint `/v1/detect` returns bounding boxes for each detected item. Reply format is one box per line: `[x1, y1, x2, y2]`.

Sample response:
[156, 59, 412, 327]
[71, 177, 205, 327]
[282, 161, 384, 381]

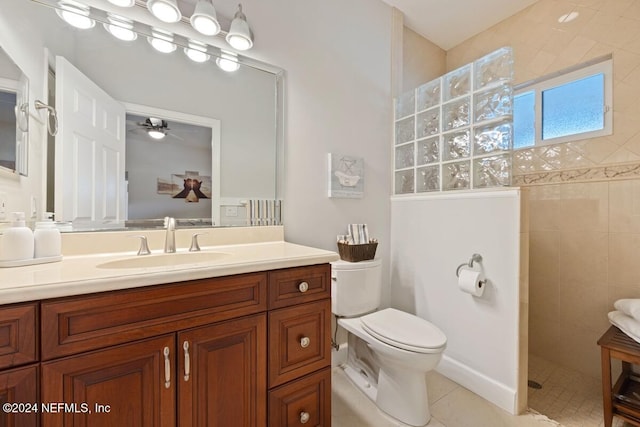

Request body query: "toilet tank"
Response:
[331, 258, 382, 317]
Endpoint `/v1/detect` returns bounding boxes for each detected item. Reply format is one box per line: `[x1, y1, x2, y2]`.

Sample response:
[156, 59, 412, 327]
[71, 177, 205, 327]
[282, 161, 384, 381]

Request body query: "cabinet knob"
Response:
[300, 337, 311, 348]
[298, 281, 309, 293]
[300, 411, 310, 424]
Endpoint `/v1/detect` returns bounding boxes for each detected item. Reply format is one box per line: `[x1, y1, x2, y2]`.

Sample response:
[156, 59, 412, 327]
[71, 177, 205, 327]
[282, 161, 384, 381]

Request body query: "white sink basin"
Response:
[97, 252, 231, 269]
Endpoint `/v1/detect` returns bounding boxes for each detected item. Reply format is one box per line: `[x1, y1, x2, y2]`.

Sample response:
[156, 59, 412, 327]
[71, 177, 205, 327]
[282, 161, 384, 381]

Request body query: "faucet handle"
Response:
[189, 233, 207, 252]
[130, 235, 151, 256]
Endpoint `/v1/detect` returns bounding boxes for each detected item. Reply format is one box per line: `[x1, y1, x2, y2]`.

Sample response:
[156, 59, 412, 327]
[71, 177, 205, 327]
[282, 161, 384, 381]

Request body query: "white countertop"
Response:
[0, 241, 339, 305]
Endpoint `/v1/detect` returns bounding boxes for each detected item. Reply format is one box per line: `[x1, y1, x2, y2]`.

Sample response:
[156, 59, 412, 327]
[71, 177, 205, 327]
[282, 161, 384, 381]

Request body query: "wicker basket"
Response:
[337, 242, 378, 262]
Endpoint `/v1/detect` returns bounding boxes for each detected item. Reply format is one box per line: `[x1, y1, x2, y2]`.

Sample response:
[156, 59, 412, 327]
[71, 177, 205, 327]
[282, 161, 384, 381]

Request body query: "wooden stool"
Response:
[598, 325, 640, 427]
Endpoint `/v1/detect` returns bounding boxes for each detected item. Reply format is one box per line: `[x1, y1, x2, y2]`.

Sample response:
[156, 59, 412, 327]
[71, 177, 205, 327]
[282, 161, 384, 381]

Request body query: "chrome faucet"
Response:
[164, 216, 176, 253]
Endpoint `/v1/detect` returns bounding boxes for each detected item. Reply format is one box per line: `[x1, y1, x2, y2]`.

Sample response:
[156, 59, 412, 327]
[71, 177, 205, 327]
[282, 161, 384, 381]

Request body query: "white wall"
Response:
[243, 0, 394, 301]
[390, 189, 524, 413]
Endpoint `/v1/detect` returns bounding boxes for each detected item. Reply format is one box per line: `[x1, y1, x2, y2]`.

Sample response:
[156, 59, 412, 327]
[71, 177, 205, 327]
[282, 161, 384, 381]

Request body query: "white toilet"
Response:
[332, 258, 447, 427]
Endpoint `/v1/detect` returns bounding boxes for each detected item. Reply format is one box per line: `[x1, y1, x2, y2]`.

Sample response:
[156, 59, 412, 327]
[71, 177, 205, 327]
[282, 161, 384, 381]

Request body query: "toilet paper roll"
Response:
[458, 269, 485, 297]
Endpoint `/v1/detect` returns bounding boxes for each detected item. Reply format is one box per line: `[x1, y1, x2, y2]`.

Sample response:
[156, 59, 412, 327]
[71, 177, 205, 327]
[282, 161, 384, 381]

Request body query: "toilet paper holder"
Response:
[455, 253, 483, 278]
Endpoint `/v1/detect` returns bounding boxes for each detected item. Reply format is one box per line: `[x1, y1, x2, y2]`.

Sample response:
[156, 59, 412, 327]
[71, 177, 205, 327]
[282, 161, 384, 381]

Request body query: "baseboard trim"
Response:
[437, 354, 517, 414]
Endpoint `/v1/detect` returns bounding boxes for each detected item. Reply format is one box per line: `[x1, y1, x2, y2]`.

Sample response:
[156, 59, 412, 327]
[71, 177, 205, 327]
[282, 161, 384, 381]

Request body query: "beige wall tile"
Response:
[530, 231, 560, 282]
[609, 180, 640, 232]
[558, 231, 608, 284]
[529, 315, 562, 358]
[557, 182, 609, 232]
[554, 327, 603, 379]
[608, 283, 640, 308]
[609, 232, 640, 286]
[558, 279, 610, 334]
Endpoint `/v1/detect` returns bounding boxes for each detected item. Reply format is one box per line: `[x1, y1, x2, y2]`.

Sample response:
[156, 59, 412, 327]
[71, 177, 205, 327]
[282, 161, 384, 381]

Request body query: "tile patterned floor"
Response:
[528, 354, 632, 427]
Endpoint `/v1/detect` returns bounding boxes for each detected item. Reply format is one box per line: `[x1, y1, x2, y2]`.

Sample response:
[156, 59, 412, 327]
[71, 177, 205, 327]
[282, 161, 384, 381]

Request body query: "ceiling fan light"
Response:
[56, 1, 95, 30]
[216, 51, 240, 72]
[190, 0, 220, 36]
[147, 0, 182, 23]
[147, 129, 167, 139]
[107, 0, 135, 7]
[104, 14, 137, 41]
[147, 28, 176, 53]
[225, 4, 253, 51]
[184, 40, 210, 63]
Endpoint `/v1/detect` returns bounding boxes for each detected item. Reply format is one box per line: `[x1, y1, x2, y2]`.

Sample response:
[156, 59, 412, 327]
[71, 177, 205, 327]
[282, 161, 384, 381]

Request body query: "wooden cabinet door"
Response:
[178, 314, 267, 427]
[0, 365, 39, 427]
[41, 335, 175, 427]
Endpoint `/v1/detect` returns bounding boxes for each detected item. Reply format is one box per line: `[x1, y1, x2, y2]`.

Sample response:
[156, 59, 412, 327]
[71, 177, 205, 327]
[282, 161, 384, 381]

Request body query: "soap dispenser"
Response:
[0, 212, 34, 262]
[34, 218, 61, 258]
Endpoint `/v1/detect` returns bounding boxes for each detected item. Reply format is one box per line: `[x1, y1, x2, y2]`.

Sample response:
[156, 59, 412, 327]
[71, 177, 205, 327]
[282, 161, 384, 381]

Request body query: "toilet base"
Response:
[341, 360, 431, 427]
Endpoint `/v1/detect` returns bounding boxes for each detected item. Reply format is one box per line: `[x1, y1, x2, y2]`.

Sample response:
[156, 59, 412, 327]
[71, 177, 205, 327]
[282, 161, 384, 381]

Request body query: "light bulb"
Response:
[104, 15, 137, 41]
[184, 41, 209, 63]
[147, 29, 176, 53]
[56, 2, 95, 30]
[216, 51, 240, 72]
[147, 0, 182, 23]
[107, 0, 135, 7]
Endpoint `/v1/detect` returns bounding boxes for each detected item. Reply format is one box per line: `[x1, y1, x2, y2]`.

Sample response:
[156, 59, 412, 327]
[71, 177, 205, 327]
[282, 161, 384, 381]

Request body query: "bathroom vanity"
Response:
[0, 231, 336, 427]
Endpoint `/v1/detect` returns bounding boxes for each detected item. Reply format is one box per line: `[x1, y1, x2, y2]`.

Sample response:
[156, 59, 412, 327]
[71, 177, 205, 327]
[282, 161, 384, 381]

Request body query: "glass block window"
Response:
[513, 55, 612, 149]
[393, 47, 514, 194]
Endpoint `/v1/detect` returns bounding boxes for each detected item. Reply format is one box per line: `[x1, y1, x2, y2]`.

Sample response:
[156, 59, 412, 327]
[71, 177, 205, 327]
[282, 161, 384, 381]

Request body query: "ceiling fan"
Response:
[127, 117, 183, 141]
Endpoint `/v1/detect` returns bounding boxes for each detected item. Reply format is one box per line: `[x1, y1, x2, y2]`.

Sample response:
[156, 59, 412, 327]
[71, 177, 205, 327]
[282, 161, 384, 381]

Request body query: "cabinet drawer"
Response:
[268, 264, 330, 309]
[268, 300, 331, 388]
[268, 367, 331, 427]
[41, 272, 267, 360]
[0, 303, 37, 369]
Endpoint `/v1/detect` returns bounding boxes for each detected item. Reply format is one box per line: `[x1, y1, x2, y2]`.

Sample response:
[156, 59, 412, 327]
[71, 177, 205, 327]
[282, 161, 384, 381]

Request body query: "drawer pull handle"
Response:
[163, 346, 171, 389]
[298, 281, 309, 293]
[183, 341, 191, 382]
[300, 337, 311, 348]
[300, 411, 310, 424]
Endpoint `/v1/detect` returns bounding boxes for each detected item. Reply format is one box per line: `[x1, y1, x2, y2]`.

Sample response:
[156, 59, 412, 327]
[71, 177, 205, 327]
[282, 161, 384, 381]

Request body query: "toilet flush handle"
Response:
[298, 281, 309, 293]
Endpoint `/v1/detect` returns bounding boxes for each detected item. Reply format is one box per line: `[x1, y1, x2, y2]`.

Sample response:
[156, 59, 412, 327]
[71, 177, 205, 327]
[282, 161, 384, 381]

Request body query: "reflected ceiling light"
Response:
[147, 129, 167, 139]
[147, 0, 182, 23]
[104, 14, 137, 41]
[107, 0, 135, 7]
[56, 1, 95, 30]
[184, 40, 210, 63]
[190, 0, 220, 36]
[216, 50, 240, 72]
[557, 11, 579, 23]
[147, 28, 177, 53]
[225, 4, 253, 51]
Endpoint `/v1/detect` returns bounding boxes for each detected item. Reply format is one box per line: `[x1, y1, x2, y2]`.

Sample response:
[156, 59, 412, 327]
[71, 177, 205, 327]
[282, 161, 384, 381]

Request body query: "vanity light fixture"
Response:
[56, 1, 95, 30]
[107, 0, 135, 7]
[147, 28, 177, 53]
[216, 50, 240, 72]
[146, 0, 182, 23]
[190, 0, 221, 36]
[184, 40, 210, 63]
[104, 14, 137, 41]
[226, 4, 253, 51]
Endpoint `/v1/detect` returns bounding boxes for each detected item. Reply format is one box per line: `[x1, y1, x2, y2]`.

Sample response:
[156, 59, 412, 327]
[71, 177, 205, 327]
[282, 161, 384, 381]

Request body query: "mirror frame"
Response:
[0, 48, 29, 177]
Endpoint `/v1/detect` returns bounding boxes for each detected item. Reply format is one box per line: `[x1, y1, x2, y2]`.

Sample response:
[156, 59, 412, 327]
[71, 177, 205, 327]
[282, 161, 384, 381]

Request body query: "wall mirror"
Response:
[16, 0, 283, 230]
[0, 47, 29, 177]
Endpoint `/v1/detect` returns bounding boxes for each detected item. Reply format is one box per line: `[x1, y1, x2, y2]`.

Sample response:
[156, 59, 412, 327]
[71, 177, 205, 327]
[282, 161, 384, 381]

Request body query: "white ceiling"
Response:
[380, 0, 539, 50]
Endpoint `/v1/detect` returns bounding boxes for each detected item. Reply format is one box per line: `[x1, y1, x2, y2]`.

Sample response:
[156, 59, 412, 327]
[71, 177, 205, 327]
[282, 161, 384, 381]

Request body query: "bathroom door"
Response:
[54, 56, 126, 223]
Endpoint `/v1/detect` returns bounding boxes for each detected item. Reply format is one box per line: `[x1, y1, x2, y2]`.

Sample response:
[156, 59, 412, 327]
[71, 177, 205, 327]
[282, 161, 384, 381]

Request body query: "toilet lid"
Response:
[360, 308, 447, 354]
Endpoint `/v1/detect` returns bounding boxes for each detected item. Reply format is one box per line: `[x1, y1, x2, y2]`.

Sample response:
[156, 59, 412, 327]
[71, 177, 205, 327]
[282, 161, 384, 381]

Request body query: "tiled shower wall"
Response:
[446, 0, 640, 379]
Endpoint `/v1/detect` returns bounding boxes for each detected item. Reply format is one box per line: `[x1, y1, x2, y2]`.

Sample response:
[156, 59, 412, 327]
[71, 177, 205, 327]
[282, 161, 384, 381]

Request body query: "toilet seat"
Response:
[360, 308, 447, 354]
